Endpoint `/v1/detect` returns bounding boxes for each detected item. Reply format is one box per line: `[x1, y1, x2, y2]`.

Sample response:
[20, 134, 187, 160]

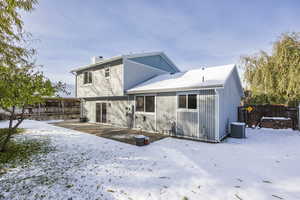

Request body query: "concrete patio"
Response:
[50, 120, 167, 145]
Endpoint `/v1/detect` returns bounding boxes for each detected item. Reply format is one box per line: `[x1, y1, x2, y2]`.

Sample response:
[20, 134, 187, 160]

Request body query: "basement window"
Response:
[84, 71, 92, 84]
[135, 96, 155, 113]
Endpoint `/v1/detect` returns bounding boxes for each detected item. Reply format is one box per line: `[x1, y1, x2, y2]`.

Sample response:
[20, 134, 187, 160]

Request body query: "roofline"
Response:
[70, 51, 180, 74]
[70, 56, 122, 73]
[126, 85, 224, 94]
[223, 65, 244, 97]
[124, 51, 180, 73]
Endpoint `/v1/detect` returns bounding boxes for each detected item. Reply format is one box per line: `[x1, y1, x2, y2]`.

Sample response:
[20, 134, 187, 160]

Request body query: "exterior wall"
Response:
[76, 59, 124, 98]
[156, 93, 177, 134]
[109, 97, 134, 128]
[218, 69, 242, 140]
[132, 90, 217, 141]
[83, 97, 134, 128]
[134, 112, 156, 132]
[123, 59, 168, 91]
[128, 55, 178, 73]
[176, 90, 216, 141]
[198, 90, 216, 141]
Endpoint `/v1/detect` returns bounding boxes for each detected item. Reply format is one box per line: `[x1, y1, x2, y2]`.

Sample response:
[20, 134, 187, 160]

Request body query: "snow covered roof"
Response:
[127, 64, 236, 94]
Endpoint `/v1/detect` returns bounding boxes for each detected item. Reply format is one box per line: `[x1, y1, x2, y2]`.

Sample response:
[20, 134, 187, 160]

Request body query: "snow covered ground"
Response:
[0, 120, 300, 200]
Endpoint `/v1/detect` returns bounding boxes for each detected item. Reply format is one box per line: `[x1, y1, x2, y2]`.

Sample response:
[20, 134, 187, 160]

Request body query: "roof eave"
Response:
[126, 85, 224, 94]
[70, 56, 123, 73]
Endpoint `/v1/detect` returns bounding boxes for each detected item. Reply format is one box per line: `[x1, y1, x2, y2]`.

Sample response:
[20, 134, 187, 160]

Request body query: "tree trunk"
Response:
[0, 106, 23, 152]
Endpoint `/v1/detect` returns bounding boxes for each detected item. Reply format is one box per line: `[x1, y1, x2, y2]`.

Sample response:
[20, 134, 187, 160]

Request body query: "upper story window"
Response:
[105, 68, 110, 78]
[135, 96, 155, 113]
[178, 94, 197, 109]
[84, 71, 92, 84]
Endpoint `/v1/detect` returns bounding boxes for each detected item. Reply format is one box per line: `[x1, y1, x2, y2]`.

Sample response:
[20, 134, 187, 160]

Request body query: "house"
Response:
[71, 52, 243, 142]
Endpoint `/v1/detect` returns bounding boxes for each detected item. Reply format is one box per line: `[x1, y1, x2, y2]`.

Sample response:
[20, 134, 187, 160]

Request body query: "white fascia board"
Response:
[70, 56, 123, 73]
[223, 65, 244, 97]
[126, 86, 224, 95]
[124, 51, 180, 73]
[123, 51, 163, 59]
[160, 52, 180, 72]
[125, 59, 169, 74]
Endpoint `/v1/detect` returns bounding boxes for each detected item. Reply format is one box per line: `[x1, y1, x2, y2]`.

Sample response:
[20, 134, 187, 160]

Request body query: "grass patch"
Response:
[0, 128, 24, 138]
[0, 130, 54, 174]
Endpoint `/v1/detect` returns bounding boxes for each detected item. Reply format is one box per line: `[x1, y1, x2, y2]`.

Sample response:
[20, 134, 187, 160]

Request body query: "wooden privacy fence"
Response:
[0, 97, 80, 121]
[238, 105, 299, 130]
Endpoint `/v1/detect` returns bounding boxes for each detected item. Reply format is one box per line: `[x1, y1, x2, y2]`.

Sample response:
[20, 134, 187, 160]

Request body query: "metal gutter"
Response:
[126, 85, 224, 94]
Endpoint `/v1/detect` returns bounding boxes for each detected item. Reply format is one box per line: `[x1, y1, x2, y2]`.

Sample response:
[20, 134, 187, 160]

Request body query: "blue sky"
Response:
[22, 0, 300, 86]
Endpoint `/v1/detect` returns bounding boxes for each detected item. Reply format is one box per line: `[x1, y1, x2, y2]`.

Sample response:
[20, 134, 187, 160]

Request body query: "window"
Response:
[105, 68, 110, 78]
[145, 96, 155, 112]
[84, 71, 92, 84]
[136, 96, 144, 112]
[188, 94, 197, 109]
[135, 96, 155, 113]
[178, 95, 186, 108]
[178, 94, 197, 109]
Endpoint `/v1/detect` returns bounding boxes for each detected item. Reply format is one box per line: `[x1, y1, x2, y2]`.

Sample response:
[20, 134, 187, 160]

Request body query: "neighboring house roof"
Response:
[127, 64, 241, 94]
[70, 51, 179, 73]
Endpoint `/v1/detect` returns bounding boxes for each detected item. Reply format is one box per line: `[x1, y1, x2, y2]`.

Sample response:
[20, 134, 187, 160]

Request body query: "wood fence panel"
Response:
[238, 105, 299, 129]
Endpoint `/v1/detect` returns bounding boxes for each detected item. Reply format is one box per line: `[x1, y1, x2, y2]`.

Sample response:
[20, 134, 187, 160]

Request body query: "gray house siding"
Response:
[128, 55, 178, 73]
[123, 59, 168, 91]
[198, 90, 216, 141]
[83, 96, 134, 128]
[132, 90, 217, 141]
[77, 59, 124, 98]
[156, 93, 177, 134]
[134, 113, 156, 132]
[176, 90, 216, 142]
[218, 68, 242, 140]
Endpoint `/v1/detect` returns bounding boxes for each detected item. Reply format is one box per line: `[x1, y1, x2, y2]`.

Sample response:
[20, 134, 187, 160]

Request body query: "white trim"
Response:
[160, 52, 180, 72]
[125, 59, 169, 74]
[127, 86, 224, 94]
[175, 93, 178, 136]
[133, 94, 157, 132]
[175, 91, 200, 138]
[134, 94, 156, 114]
[133, 95, 136, 128]
[71, 56, 122, 73]
[155, 94, 157, 131]
[95, 100, 111, 125]
[214, 89, 220, 141]
[176, 92, 198, 112]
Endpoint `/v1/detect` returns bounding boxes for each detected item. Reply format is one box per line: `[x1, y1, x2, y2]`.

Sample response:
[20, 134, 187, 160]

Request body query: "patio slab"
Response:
[49, 120, 167, 145]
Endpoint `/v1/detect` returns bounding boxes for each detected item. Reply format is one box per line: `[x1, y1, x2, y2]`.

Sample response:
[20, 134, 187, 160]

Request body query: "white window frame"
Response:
[104, 67, 110, 79]
[83, 71, 93, 85]
[134, 94, 156, 115]
[176, 92, 198, 112]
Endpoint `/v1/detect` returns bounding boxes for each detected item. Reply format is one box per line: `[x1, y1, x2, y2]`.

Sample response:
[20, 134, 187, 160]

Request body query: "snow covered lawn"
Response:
[0, 120, 300, 200]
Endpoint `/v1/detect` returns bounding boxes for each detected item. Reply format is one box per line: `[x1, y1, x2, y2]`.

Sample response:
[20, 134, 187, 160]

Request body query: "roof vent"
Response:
[91, 56, 103, 64]
[202, 67, 205, 82]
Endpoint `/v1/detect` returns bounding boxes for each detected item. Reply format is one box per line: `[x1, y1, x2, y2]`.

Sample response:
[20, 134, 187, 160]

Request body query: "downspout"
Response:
[214, 89, 220, 142]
